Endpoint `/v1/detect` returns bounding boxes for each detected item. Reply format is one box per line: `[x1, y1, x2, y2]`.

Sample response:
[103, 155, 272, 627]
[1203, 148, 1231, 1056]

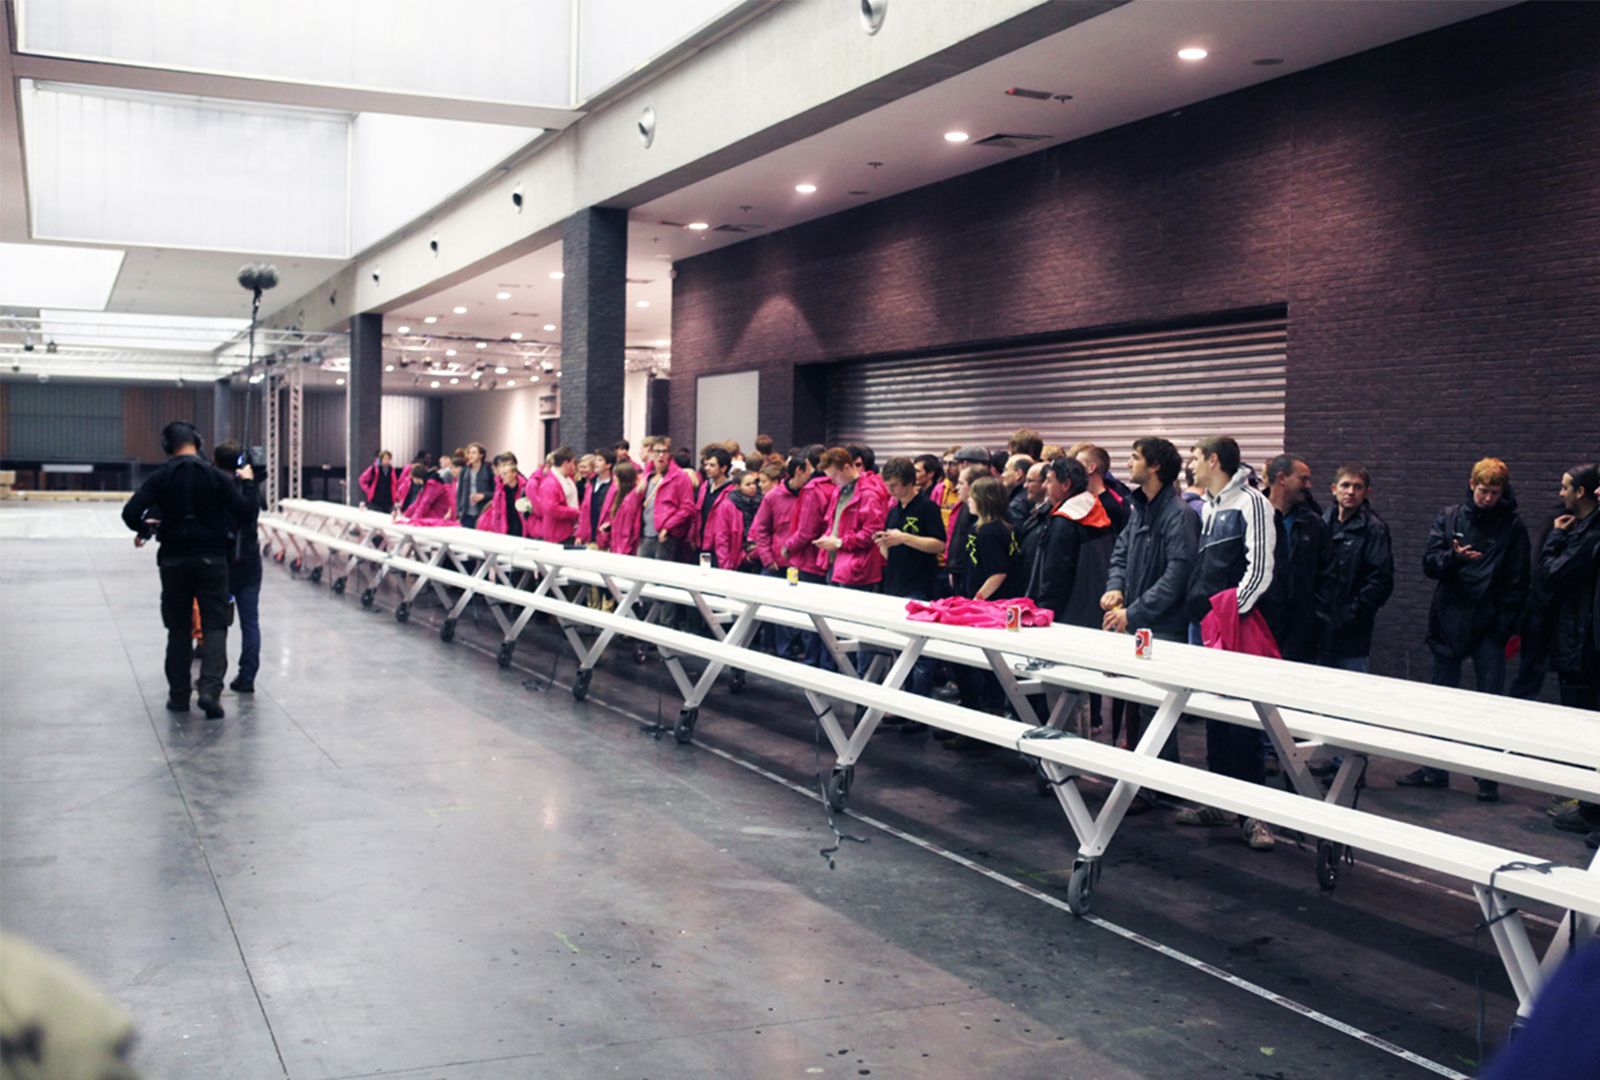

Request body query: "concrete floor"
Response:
[1, 505, 1585, 1079]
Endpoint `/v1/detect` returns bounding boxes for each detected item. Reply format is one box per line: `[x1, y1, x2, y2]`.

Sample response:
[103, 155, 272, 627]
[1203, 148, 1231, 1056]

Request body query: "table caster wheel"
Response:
[572, 669, 593, 701]
[275, 550, 286, 564]
[309, 566, 322, 584]
[634, 643, 650, 665]
[730, 670, 746, 694]
[825, 765, 854, 812]
[673, 707, 698, 744]
[439, 618, 456, 643]
[332, 577, 346, 595]
[395, 602, 410, 624]
[1067, 859, 1100, 916]
[290, 558, 302, 573]
[497, 642, 515, 668]
[360, 588, 375, 609]
[1316, 840, 1340, 892]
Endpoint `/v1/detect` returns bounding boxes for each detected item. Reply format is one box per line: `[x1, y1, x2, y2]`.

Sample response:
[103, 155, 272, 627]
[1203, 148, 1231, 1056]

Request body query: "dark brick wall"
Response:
[669, 3, 1600, 681]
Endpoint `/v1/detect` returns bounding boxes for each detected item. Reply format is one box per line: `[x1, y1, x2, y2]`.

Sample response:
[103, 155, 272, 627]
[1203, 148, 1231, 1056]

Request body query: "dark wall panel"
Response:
[669, 2, 1600, 681]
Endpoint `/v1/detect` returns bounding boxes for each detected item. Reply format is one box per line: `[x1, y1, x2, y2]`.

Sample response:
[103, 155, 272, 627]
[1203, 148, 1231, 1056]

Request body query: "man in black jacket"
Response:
[1541, 463, 1600, 710]
[1401, 457, 1529, 795]
[1318, 465, 1394, 674]
[122, 421, 257, 719]
[1264, 454, 1331, 665]
[455, 442, 493, 528]
[214, 441, 265, 693]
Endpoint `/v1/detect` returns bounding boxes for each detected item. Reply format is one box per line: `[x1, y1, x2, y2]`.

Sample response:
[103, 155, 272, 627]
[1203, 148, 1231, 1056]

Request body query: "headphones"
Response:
[160, 421, 203, 456]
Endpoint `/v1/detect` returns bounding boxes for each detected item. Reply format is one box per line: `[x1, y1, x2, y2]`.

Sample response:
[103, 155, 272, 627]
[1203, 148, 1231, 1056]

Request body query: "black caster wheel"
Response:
[309, 566, 322, 584]
[634, 643, 650, 665]
[673, 707, 699, 744]
[395, 602, 411, 624]
[730, 670, 746, 694]
[1315, 840, 1340, 892]
[360, 588, 375, 609]
[825, 765, 855, 813]
[439, 618, 456, 643]
[497, 642, 515, 669]
[572, 669, 593, 701]
[274, 550, 286, 564]
[290, 558, 303, 573]
[1067, 859, 1100, 917]
[332, 577, 346, 595]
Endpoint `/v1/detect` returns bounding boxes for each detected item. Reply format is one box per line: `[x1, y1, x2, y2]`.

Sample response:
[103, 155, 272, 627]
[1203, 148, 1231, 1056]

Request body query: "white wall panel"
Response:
[379, 393, 434, 467]
[576, 0, 741, 102]
[695, 370, 758, 455]
[441, 388, 546, 469]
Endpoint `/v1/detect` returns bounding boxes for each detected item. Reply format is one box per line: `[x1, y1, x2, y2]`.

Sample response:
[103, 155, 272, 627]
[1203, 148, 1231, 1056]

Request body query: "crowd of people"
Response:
[357, 430, 1600, 852]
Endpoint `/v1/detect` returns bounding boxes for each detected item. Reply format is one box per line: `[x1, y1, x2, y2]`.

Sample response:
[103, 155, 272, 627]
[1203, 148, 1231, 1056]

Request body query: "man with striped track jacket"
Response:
[1177, 435, 1282, 852]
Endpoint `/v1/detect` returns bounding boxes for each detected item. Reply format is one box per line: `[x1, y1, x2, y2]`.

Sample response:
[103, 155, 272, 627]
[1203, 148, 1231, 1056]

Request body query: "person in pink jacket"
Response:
[782, 456, 839, 582]
[521, 461, 550, 542]
[396, 462, 455, 525]
[816, 446, 889, 588]
[577, 450, 616, 546]
[752, 453, 808, 572]
[701, 473, 746, 569]
[641, 438, 696, 562]
[357, 450, 402, 514]
[477, 453, 535, 537]
[541, 447, 581, 546]
[605, 461, 644, 555]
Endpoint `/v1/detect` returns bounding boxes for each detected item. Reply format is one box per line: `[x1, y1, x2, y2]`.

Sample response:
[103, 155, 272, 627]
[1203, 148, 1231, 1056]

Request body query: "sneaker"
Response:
[1125, 792, 1158, 816]
[166, 695, 190, 713]
[197, 697, 225, 720]
[1549, 797, 1580, 817]
[1307, 758, 1340, 779]
[229, 677, 255, 694]
[1476, 779, 1500, 802]
[1553, 805, 1600, 834]
[1242, 817, 1276, 851]
[1396, 767, 1448, 789]
[1175, 805, 1234, 827]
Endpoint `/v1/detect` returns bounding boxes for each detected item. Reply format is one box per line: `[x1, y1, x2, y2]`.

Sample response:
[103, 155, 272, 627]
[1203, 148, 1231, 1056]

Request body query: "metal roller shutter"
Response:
[826, 315, 1287, 469]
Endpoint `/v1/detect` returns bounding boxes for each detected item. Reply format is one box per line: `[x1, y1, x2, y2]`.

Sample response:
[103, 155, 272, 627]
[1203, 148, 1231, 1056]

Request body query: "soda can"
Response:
[1005, 604, 1022, 632]
[1134, 628, 1154, 659]
[699, 551, 712, 569]
[786, 566, 799, 586]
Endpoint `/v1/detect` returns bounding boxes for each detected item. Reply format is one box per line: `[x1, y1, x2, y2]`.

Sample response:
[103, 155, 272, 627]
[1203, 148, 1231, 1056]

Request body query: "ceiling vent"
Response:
[973, 132, 1053, 149]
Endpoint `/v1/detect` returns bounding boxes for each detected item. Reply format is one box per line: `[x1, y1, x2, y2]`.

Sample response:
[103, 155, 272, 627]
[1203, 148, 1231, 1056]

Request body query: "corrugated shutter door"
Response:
[827, 316, 1286, 468]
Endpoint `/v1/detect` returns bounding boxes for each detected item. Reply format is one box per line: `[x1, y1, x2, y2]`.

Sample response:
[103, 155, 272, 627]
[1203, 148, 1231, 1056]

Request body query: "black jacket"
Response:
[456, 462, 495, 521]
[224, 475, 266, 590]
[1423, 487, 1530, 655]
[1014, 501, 1050, 592]
[1006, 483, 1033, 527]
[1317, 501, 1394, 660]
[1538, 509, 1600, 674]
[122, 455, 258, 559]
[1264, 500, 1332, 664]
[1106, 483, 1200, 641]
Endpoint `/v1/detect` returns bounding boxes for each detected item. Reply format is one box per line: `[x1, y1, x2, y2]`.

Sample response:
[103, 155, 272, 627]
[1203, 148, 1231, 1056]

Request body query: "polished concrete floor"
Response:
[1, 505, 1585, 1079]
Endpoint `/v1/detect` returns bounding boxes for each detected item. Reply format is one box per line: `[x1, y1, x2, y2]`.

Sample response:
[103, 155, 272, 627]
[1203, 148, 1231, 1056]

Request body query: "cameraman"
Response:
[121, 421, 257, 719]
[214, 440, 266, 693]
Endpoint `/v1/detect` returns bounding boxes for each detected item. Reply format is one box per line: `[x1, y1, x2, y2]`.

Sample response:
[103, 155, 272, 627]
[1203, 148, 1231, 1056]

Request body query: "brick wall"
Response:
[669, 2, 1600, 681]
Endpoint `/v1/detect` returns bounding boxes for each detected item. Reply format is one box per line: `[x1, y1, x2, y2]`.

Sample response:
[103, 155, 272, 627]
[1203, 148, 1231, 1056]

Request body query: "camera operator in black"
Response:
[121, 421, 258, 718]
[214, 440, 266, 693]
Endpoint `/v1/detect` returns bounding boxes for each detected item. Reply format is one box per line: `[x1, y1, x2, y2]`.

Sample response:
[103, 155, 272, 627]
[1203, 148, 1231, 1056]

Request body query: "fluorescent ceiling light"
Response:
[494, 365, 508, 375]
[794, 183, 817, 194]
[430, 380, 440, 388]
[396, 325, 411, 334]
[384, 364, 394, 372]
[543, 324, 556, 331]
[445, 348, 458, 356]
[335, 377, 346, 385]
[1178, 46, 1209, 61]
[0, 245, 125, 310]
[496, 291, 511, 300]
[687, 222, 709, 231]
[423, 316, 438, 324]
[505, 380, 515, 387]
[943, 131, 969, 143]
[452, 305, 468, 314]
[475, 341, 487, 349]
[509, 332, 523, 340]
[549, 271, 564, 280]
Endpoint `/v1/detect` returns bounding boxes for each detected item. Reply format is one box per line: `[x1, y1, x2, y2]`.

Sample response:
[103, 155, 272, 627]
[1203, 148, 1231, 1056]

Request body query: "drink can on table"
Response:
[1005, 605, 1022, 632]
[786, 566, 799, 586]
[699, 551, 712, 569]
[1134, 628, 1153, 659]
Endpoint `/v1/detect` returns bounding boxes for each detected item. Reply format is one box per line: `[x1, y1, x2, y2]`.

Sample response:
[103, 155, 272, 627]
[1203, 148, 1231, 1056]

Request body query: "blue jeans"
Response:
[1326, 655, 1370, 674]
[233, 581, 261, 681]
[1423, 637, 1506, 780]
[760, 567, 799, 659]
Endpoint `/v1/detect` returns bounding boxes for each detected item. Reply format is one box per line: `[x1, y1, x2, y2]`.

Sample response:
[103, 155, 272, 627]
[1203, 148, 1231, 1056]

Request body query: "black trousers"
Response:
[159, 554, 231, 701]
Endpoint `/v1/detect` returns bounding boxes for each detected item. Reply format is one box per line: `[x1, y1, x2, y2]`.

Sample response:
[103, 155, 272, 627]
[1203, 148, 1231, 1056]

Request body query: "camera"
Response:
[239, 446, 267, 470]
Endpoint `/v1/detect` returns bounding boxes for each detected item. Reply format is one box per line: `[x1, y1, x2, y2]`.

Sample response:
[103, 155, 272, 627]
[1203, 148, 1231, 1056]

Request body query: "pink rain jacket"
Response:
[905, 597, 1056, 628]
[358, 462, 404, 507]
[608, 486, 645, 555]
[1200, 588, 1282, 658]
[648, 461, 697, 543]
[831, 472, 890, 587]
[397, 478, 455, 526]
[782, 474, 839, 578]
[700, 484, 747, 570]
[477, 476, 535, 536]
[750, 482, 801, 569]
[542, 471, 581, 545]
[577, 480, 618, 545]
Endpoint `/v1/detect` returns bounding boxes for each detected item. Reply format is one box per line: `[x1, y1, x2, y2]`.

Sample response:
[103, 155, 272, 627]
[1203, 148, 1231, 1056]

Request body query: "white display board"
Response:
[695, 370, 759, 456]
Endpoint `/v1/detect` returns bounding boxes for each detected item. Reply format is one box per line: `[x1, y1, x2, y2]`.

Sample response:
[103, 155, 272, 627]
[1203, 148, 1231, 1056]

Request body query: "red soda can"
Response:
[1134, 628, 1153, 658]
[1005, 605, 1022, 632]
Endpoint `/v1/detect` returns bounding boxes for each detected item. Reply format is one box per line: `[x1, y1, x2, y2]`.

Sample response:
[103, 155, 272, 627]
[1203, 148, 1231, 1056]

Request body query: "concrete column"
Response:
[346, 312, 383, 504]
[559, 207, 627, 455]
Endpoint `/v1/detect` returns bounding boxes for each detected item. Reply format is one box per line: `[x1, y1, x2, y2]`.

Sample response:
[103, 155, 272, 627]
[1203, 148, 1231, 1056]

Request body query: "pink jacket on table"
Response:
[357, 462, 403, 506]
[542, 470, 581, 544]
[1200, 588, 1282, 658]
[521, 469, 549, 541]
[700, 484, 747, 570]
[608, 486, 644, 556]
[397, 478, 454, 526]
[782, 474, 838, 579]
[648, 461, 697, 542]
[905, 596, 1055, 629]
[577, 480, 618, 545]
[750, 482, 801, 569]
[477, 476, 534, 536]
[829, 472, 890, 587]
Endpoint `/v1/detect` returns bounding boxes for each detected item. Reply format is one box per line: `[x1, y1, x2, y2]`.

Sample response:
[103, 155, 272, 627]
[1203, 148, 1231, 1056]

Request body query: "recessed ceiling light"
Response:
[450, 377, 460, 385]
[495, 291, 511, 300]
[943, 131, 969, 143]
[543, 324, 556, 331]
[475, 341, 487, 349]
[396, 325, 411, 334]
[445, 348, 457, 357]
[430, 380, 440, 388]
[505, 380, 515, 387]
[452, 305, 468, 314]
[549, 271, 564, 280]
[635, 300, 650, 308]
[1178, 46, 1208, 61]
[384, 364, 394, 372]
[494, 365, 508, 375]
[687, 222, 710, 231]
[423, 316, 438, 324]
[335, 377, 345, 386]
[509, 331, 523, 340]
[794, 183, 817, 194]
